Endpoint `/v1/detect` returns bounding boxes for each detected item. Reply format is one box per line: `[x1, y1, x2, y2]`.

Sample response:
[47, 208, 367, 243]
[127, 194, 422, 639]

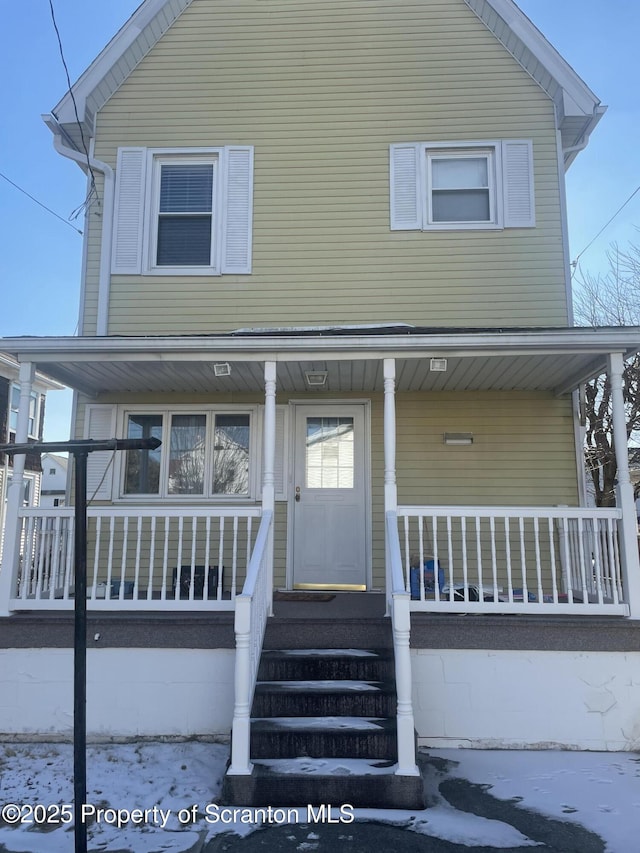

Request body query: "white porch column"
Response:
[383, 359, 398, 513]
[0, 362, 35, 617]
[609, 352, 640, 618]
[262, 361, 276, 615]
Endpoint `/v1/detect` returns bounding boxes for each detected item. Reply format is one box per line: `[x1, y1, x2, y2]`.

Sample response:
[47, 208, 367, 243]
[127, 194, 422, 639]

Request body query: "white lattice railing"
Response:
[228, 509, 274, 775]
[10, 506, 262, 611]
[397, 505, 627, 615]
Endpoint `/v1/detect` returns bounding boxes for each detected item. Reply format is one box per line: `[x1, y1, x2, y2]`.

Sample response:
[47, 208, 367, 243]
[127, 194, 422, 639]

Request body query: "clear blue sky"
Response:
[1, 0, 639, 440]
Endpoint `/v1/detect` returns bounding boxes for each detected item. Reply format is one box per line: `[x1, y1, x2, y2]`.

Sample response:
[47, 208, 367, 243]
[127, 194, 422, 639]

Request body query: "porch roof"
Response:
[1, 326, 639, 398]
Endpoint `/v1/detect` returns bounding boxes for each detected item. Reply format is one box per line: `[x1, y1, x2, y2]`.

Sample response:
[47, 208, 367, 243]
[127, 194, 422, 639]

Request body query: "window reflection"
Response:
[168, 414, 206, 495]
[124, 414, 163, 494]
[306, 417, 354, 489]
[213, 414, 250, 494]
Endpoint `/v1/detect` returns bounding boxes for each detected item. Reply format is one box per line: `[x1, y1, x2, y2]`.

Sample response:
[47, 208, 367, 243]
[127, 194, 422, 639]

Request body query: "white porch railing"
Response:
[397, 505, 628, 615]
[10, 506, 262, 611]
[385, 511, 420, 777]
[228, 509, 274, 775]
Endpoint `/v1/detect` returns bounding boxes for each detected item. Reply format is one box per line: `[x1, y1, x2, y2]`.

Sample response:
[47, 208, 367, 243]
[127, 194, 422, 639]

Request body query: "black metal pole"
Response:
[74, 451, 88, 853]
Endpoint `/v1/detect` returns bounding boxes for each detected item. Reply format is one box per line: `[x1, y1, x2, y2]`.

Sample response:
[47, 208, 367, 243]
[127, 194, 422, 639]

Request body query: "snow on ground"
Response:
[0, 742, 638, 851]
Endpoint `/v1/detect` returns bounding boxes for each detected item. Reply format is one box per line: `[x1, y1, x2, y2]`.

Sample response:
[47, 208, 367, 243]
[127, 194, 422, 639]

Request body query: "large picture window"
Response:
[122, 409, 254, 498]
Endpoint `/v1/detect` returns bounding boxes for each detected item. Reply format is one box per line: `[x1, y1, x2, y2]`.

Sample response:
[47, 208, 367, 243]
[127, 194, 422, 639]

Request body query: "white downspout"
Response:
[45, 116, 114, 337]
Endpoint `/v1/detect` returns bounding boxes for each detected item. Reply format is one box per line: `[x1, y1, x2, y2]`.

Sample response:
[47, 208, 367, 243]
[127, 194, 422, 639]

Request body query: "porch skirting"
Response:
[412, 647, 640, 751]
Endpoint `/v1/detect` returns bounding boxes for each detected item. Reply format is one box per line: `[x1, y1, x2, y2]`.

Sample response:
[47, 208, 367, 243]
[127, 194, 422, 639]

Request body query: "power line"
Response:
[48, 0, 98, 196]
[571, 182, 640, 273]
[0, 170, 83, 235]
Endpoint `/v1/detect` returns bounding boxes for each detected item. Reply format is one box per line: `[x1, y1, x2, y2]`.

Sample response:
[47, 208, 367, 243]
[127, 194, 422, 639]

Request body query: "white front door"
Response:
[291, 404, 368, 590]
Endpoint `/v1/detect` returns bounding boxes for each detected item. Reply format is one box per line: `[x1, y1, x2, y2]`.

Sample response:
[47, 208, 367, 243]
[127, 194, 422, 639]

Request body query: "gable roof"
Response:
[48, 0, 603, 168]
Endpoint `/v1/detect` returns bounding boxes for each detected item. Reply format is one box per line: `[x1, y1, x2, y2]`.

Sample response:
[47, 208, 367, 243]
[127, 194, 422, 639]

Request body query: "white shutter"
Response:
[390, 143, 422, 230]
[111, 147, 147, 273]
[221, 146, 254, 273]
[502, 140, 535, 228]
[84, 405, 117, 501]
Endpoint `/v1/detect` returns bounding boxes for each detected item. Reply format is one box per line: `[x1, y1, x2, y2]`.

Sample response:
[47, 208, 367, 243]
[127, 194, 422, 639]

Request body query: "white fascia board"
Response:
[2, 329, 639, 362]
[52, 0, 193, 129]
[0, 353, 64, 391]
[466, 0, 601, 118]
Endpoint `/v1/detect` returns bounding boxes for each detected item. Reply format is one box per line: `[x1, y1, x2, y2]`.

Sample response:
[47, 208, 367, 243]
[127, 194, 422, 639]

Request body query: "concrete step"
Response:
[257, 648, 395, 682]
[222, 758, 425, 809]
[252, 679, 396, 717]
[249, 716, 397, 759]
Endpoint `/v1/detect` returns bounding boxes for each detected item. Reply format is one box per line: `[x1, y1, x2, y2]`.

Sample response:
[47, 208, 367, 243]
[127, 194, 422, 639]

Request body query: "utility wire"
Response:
[571, 183, 640, 274]
[0, 170, 83, 235]
[48, 0, 98, 197]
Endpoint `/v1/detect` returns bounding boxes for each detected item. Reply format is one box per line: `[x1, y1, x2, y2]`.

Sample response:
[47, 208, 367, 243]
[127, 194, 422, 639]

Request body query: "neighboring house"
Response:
[39, 453, 68, 508]
[0, 354, 62, 560]
[1, 0, 640, 806]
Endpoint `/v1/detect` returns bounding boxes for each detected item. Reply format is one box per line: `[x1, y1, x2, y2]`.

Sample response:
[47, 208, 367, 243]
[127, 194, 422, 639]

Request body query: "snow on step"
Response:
[256, 680, 382, 691]
[251, 716, 387, 730]
[271, 649, 379, 657]
[253, 757, 397, 775]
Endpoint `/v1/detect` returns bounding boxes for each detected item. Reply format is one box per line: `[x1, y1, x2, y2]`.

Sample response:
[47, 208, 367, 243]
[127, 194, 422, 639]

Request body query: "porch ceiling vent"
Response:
[304, 370, 328, 387]
[213, 362, 231, 377]
[429, 358, 448, 371]
[444, 432, 474, 445]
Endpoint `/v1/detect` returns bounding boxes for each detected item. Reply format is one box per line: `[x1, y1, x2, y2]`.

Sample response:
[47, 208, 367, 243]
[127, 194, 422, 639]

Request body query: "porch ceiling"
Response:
[2, 327, 639, 398]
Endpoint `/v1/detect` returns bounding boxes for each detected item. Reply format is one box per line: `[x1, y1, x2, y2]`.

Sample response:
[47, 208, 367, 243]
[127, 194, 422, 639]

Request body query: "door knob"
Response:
[295, 486, 301, 502]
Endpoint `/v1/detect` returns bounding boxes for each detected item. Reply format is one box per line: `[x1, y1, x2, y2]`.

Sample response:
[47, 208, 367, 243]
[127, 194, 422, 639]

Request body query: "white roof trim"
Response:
[52, 0, 193, 135]
[49, 0, 601, 156]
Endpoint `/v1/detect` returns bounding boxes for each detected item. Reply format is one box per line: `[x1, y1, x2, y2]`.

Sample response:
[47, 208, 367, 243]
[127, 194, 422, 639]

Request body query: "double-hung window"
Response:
[111, 146, 254, 276]
[154, 158, 217, 269]
[122, 408, 253, 499]
[390, 139, 535, 231]
[9, 384, 40, 439]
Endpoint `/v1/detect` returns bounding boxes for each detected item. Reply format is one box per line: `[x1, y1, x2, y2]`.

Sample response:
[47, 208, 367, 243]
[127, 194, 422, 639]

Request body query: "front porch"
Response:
[1, 326, 640, 770]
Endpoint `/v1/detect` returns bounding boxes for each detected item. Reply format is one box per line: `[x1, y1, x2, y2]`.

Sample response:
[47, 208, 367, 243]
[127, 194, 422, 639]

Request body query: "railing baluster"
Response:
[432, 516, 440, 602]
[475, 517, 482, 601]
[461, 517, 468, 601]
[147, 517, 156, 601]
[446, 515, 454, 601]
[204, 516, 211, 600]
[91, 517, 101, 600]
[106, 516, 115, 599]
[189, 516, 197, 602]
[161, 517, 170, 601]
[119, 517, 129, 600]
[133, 516, 142, 600]
[592, 520, 604, 605]
[489, 515, 498, 603]
[518, 517, 528, 603]
[576, 518, 590, 606]
[533, 517, 543, 603]
[175, 517, 184, 602]
[418, 514, 425, 601]
[548, 517, 558, 604]
[220, 517, 228, 598]
[403, 515, 411, 594]
[232, 516, 239, 600]
[504, 517, 513, 603]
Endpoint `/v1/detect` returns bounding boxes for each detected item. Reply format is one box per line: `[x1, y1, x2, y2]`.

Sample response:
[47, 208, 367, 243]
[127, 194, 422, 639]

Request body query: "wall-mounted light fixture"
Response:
[304, 370, 328, 387]
[430, 358, 448, 372]
[213, 362, 231, 377]
[443, 432, 473, 445]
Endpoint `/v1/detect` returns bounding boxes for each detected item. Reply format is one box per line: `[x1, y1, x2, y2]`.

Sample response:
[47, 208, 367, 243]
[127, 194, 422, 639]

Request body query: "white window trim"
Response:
[144, 148, 223, 276]
[116, 404, 259, 501]
[9, 384, 41, 440]
[424, 143, 501, 230]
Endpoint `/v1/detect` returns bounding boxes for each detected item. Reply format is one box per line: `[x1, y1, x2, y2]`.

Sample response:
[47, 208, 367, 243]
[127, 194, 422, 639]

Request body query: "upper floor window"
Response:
[154, 158, 217, 268]
[390, 140, 535, 232]
[111, 146, 254, 276]
[9, 385, 40, 439]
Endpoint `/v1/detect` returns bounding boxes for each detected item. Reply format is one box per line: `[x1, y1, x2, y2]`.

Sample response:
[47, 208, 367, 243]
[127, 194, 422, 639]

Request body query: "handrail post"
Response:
[229, 594, 253, 774]
[392, 590, 420, 777]
[0, 362, 35, 617]
[262, 361, 276, 616]
[384, 358, 397, 615]
[609, 353, 640, 617]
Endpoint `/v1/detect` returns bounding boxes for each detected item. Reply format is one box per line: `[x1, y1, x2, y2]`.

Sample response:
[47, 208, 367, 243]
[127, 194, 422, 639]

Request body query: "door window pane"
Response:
[168, 414, 206, 495]
[124, 414, 163, 494]
[306, 417, 354, 489]
[213, 414, 250, 494]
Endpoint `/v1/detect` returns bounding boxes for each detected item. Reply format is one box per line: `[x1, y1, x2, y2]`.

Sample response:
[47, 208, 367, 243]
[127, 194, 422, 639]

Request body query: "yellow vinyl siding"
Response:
[86, 0, 567, 335]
